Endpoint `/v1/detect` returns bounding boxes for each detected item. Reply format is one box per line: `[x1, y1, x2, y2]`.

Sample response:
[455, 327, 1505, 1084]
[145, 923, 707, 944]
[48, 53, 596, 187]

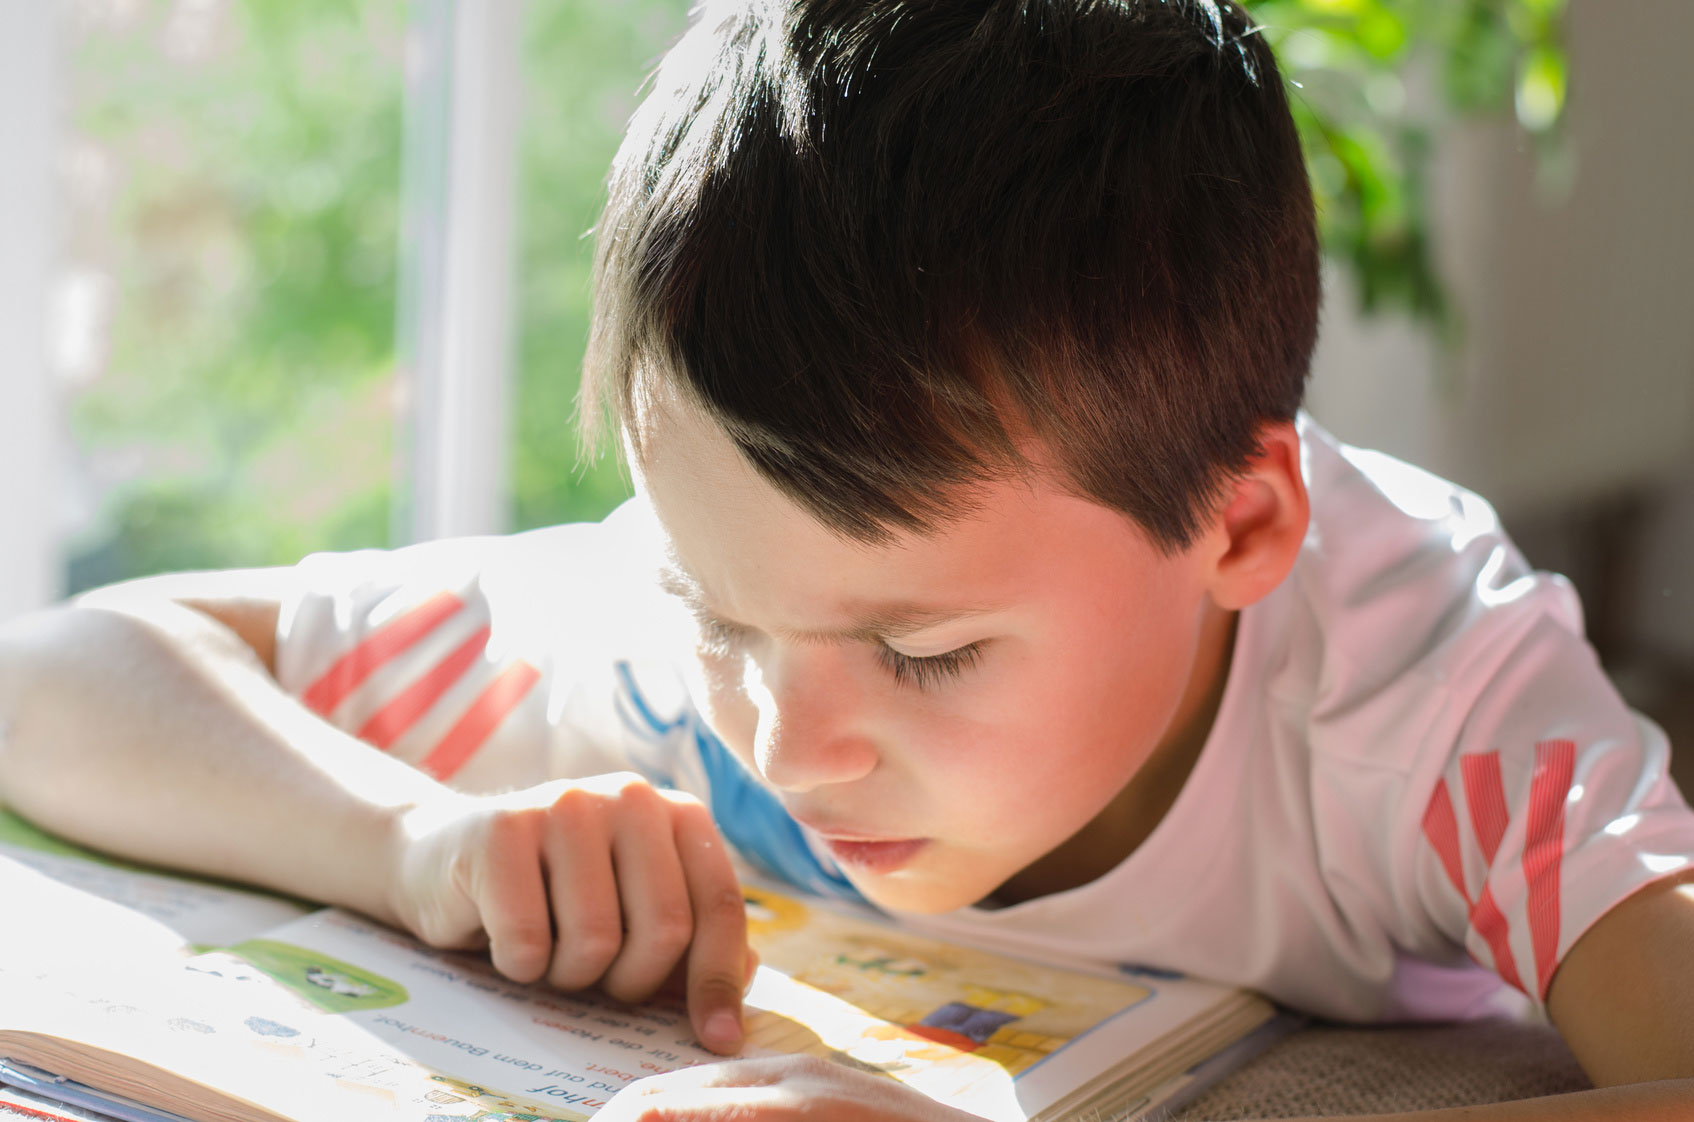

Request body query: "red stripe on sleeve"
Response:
[301, 591, 464, 717]
[356, 625, 493, 749]
[1469, 883, 1528, 994]
[1455, 751, 1527, 992]
[1421, 778, 1471, 906]
[418, 660, 542, 781]
[1523, 738, 1576, 998]
[1460, 752, 1511, 865]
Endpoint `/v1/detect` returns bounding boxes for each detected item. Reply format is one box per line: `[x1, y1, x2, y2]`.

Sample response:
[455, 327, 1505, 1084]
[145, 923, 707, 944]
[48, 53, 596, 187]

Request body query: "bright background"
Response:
[2, 0, 1690, 781]
[5, 0, 684, 600]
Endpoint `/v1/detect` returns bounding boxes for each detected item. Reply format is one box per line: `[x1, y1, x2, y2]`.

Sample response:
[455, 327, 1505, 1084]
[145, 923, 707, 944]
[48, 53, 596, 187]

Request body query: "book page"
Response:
[0, 810, 309, 949]
[0, 851, 193, 981]
[0, 942, 590, 1122]
[223, 888, 1175, 1122]
[739, 885, 1154, 1119]
[4, 824, 1255, 1122]
[233, 909, 743, 1119]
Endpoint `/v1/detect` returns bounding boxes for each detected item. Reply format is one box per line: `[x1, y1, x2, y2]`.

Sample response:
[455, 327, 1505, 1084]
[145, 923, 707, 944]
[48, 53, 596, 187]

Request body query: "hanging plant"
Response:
[1243, 0, 1569, 331]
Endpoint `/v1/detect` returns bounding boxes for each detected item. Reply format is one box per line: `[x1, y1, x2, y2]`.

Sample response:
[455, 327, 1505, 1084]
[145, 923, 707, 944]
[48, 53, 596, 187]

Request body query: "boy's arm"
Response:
[0, 570, 437, 921]
[0, 570, 753, 1054]
[1545, 868, 1694, 1086]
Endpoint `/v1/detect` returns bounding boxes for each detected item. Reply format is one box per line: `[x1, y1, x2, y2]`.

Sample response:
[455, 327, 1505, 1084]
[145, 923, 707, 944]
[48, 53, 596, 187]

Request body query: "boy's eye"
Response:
[696, 614, 985, 691]
[876, 642, 984, 691]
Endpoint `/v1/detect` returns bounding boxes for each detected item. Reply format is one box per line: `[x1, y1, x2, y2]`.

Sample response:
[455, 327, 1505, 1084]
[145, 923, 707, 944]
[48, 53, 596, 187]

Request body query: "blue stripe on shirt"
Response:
[613, 662, 863, 902]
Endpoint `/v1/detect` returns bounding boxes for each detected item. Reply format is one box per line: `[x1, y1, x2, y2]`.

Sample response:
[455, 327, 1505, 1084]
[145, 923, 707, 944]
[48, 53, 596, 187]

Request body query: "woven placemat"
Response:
[1174, 1018, 1590, 1119]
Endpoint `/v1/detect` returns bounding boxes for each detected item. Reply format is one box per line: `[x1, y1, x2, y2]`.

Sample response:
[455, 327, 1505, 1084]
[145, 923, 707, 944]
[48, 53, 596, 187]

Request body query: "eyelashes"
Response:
[876, 642, 985, 691]
[695, 617, 984, 691]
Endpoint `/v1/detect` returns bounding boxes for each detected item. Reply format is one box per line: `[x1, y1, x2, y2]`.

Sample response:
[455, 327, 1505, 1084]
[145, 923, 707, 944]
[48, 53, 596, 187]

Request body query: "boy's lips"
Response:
[818, 836, 929, 873]
[788, 812, 929, 873]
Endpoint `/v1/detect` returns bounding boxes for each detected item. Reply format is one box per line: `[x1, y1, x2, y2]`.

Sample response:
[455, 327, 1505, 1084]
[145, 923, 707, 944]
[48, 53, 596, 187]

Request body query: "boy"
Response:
[2, 0, 1692, 1119]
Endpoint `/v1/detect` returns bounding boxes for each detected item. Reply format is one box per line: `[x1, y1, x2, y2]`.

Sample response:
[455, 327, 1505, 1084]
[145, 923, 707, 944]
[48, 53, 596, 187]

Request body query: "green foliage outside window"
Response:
[65, 0, 691, 586]
[65, 1, 409, 588]
[66, 0, 1564, 589]
[511, 0, 692, 532]
[1246, 0, 1569, 326]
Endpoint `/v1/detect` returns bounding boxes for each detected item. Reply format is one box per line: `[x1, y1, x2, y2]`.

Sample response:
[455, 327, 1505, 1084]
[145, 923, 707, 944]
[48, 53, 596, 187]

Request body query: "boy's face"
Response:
[633, 394, 1236, 914]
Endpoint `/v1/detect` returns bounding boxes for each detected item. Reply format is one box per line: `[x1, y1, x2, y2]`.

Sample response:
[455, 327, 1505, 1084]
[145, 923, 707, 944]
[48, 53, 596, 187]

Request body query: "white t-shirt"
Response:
[273, 418, 1694, 1023]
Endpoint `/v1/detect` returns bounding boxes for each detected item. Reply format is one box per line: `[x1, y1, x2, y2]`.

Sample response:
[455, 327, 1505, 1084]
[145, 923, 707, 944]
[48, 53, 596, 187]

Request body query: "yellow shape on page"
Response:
[745, 966, 1031, 1109]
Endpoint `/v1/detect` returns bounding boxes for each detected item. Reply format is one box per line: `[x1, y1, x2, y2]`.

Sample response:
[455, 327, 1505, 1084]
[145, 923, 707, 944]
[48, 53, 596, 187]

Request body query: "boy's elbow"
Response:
[76, 567, 290, 673]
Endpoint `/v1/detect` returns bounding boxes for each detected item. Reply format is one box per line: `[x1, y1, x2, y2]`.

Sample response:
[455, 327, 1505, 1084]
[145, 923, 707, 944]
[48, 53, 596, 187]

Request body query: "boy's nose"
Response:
[750, 650, 878, 793]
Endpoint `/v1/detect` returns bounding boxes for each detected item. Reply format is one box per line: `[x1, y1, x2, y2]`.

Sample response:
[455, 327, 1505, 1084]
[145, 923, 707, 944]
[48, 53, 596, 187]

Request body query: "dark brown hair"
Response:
[584, 0, 1320, 552]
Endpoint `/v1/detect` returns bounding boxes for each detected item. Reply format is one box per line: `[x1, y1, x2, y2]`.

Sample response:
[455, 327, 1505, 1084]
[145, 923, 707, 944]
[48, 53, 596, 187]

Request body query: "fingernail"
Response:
[703, 1009, 742, 1052]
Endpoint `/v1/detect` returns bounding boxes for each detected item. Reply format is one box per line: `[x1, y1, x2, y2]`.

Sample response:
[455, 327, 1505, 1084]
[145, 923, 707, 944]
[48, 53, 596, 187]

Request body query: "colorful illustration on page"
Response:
[742, 885, 1150, 1103]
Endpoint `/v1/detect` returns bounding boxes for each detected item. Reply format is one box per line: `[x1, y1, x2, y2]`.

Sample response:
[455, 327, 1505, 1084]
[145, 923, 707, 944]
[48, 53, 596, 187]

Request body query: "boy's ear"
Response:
[1202, 421, 1309, 611]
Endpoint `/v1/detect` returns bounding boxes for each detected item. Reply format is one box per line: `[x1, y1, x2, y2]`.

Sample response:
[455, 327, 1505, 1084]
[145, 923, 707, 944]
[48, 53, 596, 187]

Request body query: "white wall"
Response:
[1306, 0, 1694, 660]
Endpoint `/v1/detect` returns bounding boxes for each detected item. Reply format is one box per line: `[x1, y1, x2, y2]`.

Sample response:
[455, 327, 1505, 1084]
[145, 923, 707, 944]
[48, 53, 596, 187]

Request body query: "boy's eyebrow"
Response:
[655, 564, 997, 642]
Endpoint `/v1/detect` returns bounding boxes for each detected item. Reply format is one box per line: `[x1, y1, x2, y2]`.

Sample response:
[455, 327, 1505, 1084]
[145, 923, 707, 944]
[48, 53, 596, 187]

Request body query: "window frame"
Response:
[393, 0, 525, 546]
[0, 3, 65, 619]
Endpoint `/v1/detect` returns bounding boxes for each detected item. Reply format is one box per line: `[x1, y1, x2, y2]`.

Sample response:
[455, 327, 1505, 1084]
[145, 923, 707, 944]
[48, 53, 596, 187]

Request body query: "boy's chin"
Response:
[841, 862, 1002, 916]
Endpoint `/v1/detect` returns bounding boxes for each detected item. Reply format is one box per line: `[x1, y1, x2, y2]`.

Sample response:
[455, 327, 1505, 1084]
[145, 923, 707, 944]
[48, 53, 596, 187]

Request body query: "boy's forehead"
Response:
[654, 558, 1004, 643]
[631, 387, 1178, 631]
[631, 393, 954, 593]
[628, 377, 1061, 532]
[631, 386, 998, 555]
[626, 390, 810, 531]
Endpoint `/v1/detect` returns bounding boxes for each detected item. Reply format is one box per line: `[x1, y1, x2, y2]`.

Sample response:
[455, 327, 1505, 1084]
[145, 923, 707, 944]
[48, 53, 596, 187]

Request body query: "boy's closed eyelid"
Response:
[878, 634, 985, 658]
[660, 560, 1006, 646]
[692, 612, 988, 685]
[877, 641, 986, 690]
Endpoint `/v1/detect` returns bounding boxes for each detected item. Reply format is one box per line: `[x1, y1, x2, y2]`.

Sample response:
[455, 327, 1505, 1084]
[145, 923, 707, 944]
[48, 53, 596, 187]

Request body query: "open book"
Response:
[0, 807, 1287, 1122]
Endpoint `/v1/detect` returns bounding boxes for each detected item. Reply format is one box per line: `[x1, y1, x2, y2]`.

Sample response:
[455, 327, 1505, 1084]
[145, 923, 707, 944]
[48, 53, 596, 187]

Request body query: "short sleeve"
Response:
[273, 504, 674, 793]
[1412, 606, 1694, 1007]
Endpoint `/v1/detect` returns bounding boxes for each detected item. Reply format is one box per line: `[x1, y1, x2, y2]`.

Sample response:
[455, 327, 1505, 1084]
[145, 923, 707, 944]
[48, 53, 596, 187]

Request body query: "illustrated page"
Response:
[239, 909, 749, 1121]
[4, 826, 1203, 1122]
[232, 887, 1159, 1122]
[738, 886, 1153, 1120]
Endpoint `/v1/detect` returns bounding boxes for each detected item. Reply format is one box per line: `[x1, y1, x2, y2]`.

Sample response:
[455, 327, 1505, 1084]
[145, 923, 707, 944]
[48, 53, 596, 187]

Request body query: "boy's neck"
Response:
[987, 604, 1239, 907]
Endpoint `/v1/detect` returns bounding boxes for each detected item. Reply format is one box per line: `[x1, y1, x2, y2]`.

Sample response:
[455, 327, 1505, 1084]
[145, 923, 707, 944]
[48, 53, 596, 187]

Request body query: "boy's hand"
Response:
[388, 773, 751, 1054]
[597, 1056, 986, 1122]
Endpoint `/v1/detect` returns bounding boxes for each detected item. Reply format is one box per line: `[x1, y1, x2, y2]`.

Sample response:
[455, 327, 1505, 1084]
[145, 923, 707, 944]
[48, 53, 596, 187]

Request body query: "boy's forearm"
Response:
[0, 600, 452, 926]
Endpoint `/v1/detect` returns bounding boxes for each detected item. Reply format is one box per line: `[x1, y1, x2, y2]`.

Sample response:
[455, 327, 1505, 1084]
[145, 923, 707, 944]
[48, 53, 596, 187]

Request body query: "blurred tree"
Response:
[511, 0, 690, 531]
[65, 0, 407, 588]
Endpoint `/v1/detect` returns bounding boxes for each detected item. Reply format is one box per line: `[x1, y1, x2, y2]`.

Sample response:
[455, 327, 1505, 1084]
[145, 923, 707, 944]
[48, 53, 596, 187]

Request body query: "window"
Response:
[58, 1, 408, 592]
[3, 0, 689, 618]
[511, 0, 690, 532]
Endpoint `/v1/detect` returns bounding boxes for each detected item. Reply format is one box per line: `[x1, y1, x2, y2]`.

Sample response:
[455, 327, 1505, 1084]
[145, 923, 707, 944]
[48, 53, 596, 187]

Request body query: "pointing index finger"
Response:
[670, 798, 750, 1055]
